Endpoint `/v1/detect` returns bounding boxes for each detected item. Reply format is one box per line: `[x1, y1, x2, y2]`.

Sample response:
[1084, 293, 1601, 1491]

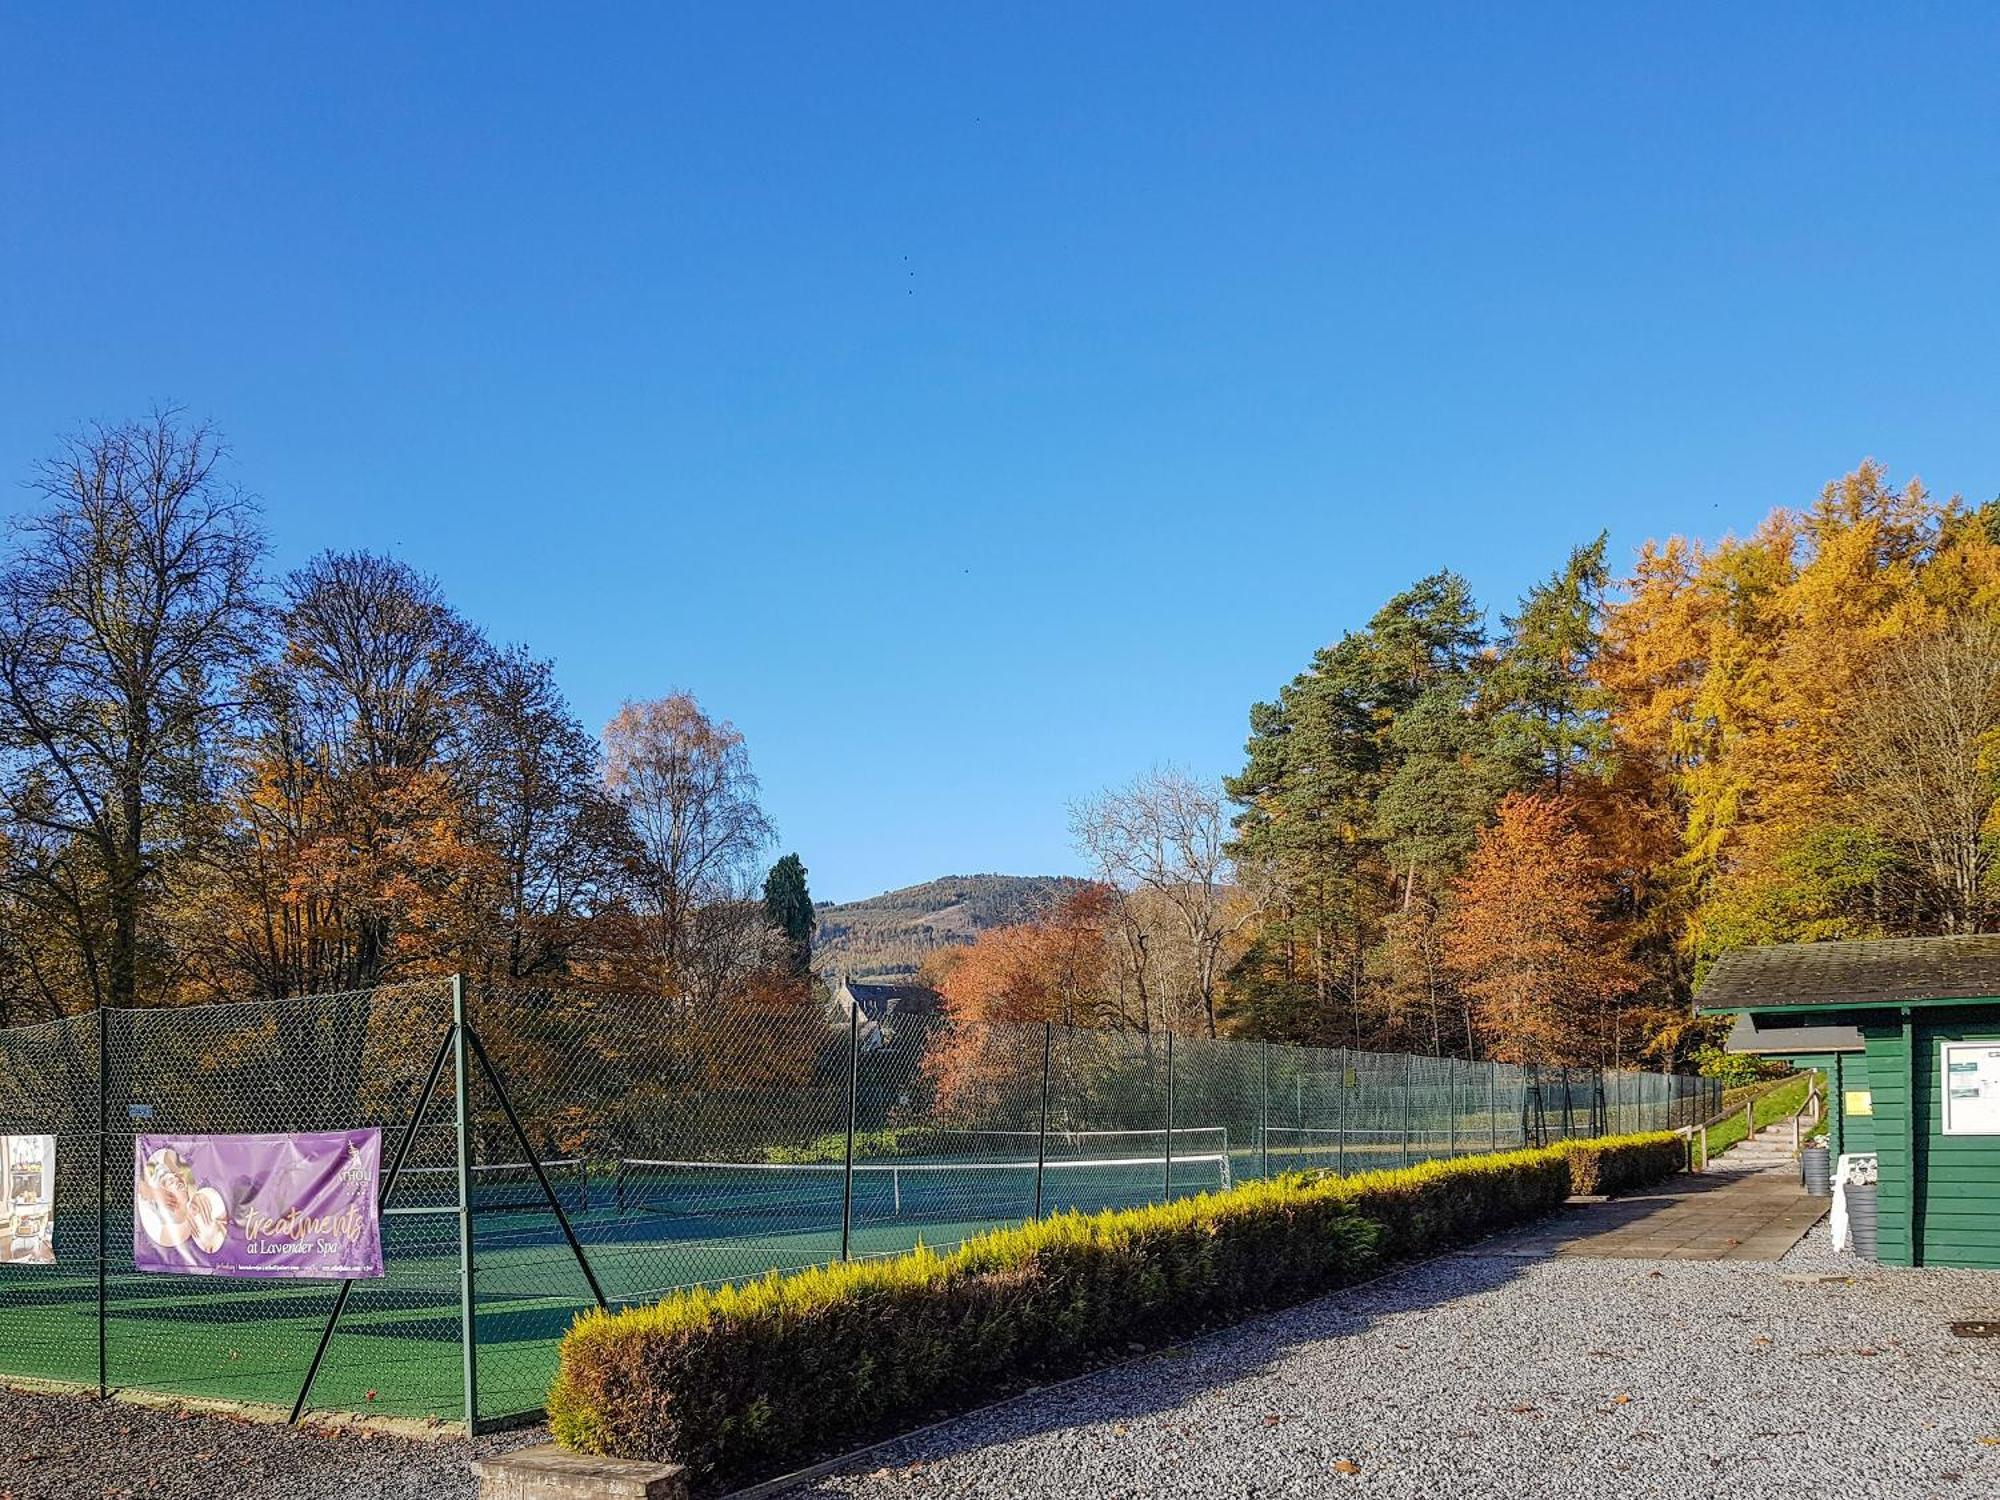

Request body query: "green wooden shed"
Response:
[1701, 934, 2000, 1269]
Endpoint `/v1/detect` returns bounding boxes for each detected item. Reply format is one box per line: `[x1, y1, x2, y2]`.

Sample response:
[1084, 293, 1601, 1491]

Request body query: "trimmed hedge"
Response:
[1564, 1132, 1688, 1195]
[550, 1133, 1684, 1488]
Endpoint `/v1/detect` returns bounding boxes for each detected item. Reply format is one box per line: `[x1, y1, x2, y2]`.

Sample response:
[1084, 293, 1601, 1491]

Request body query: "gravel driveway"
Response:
[7, 1226, 1996, 1499]
[779, 1225, 2000, 1500]
[0, 1392, 540, 1500]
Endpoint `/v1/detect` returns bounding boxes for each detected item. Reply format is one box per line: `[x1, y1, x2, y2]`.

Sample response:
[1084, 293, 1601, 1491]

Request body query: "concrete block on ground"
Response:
[472, 1443, 687, 1500]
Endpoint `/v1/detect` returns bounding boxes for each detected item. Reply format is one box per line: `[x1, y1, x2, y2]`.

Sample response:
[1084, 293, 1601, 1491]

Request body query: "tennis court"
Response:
[0, 982, 1716, 1429]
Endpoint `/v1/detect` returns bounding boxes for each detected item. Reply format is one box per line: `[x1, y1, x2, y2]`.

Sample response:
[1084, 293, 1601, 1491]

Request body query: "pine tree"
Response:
[761, 853, 816, 976]
[1485, 534, 1616, 793]
[1226, 572, 1491, 1043]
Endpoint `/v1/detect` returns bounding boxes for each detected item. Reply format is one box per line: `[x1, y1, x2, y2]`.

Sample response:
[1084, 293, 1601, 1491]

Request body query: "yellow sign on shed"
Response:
[1844, 1090, 1873, 1117]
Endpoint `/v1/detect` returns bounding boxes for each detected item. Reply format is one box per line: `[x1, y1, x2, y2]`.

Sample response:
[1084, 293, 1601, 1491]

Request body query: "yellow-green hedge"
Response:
[1563, 1131, 1688, 1195]
[550, 1133, 1683, 1487]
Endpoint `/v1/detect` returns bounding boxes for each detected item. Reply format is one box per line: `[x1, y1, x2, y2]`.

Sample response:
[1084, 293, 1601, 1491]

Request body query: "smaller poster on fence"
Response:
[2, 1134, 56, 1265]
[133, 1130, 384, 1279]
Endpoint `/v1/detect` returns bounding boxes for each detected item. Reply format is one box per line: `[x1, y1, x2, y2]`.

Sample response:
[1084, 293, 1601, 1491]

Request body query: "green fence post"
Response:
[1336, 1050, 1347, 1177]
[1033, 1021, 1052, 1220]
[1489, 1060, 1499, 1151]
[451, 974, 479, 1434]
[1400, 1057, 1412, 1169]
[96, 1004, 108, 1399]
[1447, 1059, 1458, 1157]
[1260, 1041, 1271, 1182]
[840, 1002, 859, 1261]
[462, 1026, 607, 1311]
[1163, 1029, 1175, 1201]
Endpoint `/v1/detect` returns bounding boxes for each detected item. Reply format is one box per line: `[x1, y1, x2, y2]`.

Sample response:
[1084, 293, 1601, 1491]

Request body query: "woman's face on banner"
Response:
[140, 1149, 196, 1229]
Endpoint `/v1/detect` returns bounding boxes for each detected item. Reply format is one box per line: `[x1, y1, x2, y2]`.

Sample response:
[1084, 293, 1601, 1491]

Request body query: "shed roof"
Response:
[1724, 1010, 1865, 1056]
[1699, 934, 2000, 1015]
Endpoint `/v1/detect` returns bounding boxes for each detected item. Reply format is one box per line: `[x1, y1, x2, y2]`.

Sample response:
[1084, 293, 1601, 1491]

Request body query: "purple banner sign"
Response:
[133, 1130, 383, 1279]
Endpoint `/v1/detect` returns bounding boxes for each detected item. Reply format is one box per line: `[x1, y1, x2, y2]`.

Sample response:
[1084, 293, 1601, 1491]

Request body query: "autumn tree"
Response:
[1837, 617, 2000, 932]
[1444, 793, 1641, 1066]
[0, 413, 265, 1013]
[1071, 767, 1250, 1037]
[603, 693, 775, 997]
[1596, 462, 2000, 987]
[464, 646, 631, 985]
[195, 551, 499, 997]
[922, 884, 1119, 1114]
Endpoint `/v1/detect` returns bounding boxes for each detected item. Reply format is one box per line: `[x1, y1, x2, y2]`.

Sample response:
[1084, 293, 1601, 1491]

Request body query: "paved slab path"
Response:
[1482, 1159, 1829, 1261]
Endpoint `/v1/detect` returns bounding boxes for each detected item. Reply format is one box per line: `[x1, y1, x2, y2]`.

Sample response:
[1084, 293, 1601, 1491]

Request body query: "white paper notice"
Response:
[1941, 1042, 2000, 1136]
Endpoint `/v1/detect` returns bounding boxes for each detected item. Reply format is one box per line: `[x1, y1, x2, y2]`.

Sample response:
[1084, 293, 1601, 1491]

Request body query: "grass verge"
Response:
[1703, 1071, 1818, 1159]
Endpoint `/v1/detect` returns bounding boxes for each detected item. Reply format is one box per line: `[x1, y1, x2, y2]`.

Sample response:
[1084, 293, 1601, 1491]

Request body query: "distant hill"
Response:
[814, 874, 1086, 981]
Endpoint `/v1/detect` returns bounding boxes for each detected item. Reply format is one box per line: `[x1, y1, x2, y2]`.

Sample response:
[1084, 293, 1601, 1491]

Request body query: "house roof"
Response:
[840, 979, 942, 1021]
[1699, 934, 2000, 1016]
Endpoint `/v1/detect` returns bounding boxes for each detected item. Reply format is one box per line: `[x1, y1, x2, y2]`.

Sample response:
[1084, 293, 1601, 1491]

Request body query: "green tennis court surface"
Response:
[2, 1146, 1289, 1426]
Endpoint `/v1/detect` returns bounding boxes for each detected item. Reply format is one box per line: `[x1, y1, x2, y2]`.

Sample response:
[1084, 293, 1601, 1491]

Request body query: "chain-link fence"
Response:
[0, 979, 1719, 1431]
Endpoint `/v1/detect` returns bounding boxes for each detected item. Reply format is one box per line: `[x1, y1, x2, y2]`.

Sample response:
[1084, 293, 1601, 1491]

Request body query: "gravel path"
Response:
[777, 1223, 2000, 1500]
[8, 1223, 1996, 1499]
[0, 1388, 542, 1500]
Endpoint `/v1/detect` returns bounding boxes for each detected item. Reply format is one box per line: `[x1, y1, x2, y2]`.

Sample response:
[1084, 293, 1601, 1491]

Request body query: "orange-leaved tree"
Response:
[1443, 792, 1640, 1066]
[921, 884, 1117, 1117]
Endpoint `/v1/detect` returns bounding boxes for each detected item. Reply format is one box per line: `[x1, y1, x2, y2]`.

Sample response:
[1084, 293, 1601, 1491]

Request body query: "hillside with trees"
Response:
[813, 875, 1085, 979]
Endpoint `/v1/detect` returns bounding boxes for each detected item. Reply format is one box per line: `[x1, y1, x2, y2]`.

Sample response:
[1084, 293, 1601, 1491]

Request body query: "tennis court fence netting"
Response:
[0, 978, 1719, 1431]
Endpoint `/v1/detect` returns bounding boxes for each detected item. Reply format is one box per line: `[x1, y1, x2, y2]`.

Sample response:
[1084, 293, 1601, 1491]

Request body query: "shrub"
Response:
[1693, 1044, 1789, 1088]
[549, 1142, 1614, 1487]
[1563, 1132, 1688, 1195]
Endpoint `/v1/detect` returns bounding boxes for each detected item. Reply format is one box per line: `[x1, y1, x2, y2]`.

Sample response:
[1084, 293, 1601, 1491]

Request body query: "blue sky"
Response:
[4, 6, 1998, 902]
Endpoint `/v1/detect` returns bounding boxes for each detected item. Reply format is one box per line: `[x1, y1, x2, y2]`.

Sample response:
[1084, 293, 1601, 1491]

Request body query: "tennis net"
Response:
[395, 1157, 589, 1214]
[612, 1149, 1232, 1224]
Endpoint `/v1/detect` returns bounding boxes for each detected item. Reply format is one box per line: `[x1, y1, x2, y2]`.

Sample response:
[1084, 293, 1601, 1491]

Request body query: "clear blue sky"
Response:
[4, 6, 1998, 901]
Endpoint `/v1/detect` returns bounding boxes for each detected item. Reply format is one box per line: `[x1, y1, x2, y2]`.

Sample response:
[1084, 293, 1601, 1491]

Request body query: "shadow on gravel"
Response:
[771, 1176, 1731, 1496]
